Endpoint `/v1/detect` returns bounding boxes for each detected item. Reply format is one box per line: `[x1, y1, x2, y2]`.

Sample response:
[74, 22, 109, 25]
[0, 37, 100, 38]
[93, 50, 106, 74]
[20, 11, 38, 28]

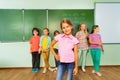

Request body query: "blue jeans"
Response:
[56, 62, 75, 80]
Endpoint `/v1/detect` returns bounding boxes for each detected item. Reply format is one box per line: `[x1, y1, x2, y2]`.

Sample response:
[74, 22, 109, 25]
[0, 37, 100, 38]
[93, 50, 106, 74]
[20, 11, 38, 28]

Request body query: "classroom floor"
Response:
[0, 66, 120, 80]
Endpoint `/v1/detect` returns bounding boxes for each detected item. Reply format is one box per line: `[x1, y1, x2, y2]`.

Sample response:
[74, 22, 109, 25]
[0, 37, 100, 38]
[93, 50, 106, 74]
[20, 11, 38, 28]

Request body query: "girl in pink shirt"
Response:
[89, 25, 104, 76]
[50, 19, 79, 80]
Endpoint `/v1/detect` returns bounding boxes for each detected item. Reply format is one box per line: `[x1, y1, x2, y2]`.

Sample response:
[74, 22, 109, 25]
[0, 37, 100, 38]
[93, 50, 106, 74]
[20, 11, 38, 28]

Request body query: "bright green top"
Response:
[53, 43, 58, 49]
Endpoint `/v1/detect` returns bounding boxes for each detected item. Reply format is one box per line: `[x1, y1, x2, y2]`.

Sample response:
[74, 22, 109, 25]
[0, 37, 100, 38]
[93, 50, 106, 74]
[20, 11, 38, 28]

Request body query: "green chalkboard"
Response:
[48, 10, 94, 38]
[24, 10, 47, 41]
[0, 9, 23, 42]
[0, 9, 94, 42]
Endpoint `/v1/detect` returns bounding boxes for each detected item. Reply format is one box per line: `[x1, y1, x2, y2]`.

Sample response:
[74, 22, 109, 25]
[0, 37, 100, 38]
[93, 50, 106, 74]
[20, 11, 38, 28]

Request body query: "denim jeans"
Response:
[56, 62, 75, 80]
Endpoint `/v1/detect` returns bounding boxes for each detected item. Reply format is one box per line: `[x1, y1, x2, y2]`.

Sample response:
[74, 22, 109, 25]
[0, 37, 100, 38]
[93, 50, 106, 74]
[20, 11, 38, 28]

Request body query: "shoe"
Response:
[92, 70, 96, 74]
[34, 68, 39, 72]
[96, 72, 102, 76]
[42, 68, 47, 73]
[48, 67, 54, 72]
[82, 68, 86, 72]
[32, 68, 35, 72]
[53, 68, 57, 73]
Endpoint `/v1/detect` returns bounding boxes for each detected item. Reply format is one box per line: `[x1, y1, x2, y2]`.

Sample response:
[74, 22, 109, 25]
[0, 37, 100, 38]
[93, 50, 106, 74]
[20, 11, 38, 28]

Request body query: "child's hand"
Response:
[42, 50, 45, 53]
[55, 55, 60, 61]
[30, 48, 32, 53]
[38, 48, 41, 54]
[85, 28, 87, 32]
[98, 42, 102, 45]
[30, 47, 32, 53]
[102, 48, 104, 53]
[73, 67, 78, 76]
[30, 50, 32, 54]
[42, 49, 45, 53]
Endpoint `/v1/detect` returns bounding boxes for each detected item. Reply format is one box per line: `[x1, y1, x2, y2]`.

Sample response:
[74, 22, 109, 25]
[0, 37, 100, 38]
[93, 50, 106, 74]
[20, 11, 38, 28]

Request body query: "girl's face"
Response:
[61, 23, 72, 35]
[94, 27, 100, 33]
[80, 24, 86, 31]
[55, 32, 59, 36]
[43, 29, 49, 36]
[33, 30, 38, 36]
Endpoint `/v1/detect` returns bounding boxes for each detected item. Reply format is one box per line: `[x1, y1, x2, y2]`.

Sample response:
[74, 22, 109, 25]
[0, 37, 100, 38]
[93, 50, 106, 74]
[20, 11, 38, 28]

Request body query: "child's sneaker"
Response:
[53, 67, 57, 73]
[42, 68, 47, 73]
[34, 68, 39, 72]
[32, 68, 35, 72]
[48, 67, 54, 72]
[82, 68, 86, 72]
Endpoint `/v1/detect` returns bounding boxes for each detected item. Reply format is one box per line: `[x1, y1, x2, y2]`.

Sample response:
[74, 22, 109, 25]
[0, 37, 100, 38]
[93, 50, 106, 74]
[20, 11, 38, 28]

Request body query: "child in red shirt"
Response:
[30, 28, 40, 72]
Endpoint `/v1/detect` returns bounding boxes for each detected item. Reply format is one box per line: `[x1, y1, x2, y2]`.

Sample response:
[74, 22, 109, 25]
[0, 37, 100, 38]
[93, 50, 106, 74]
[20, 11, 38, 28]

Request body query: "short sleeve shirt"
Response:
[55, 34, 79, 63]
[75, 31, 88, 50]
[30, 36, 40, 52]
[89, 34, 101, 49]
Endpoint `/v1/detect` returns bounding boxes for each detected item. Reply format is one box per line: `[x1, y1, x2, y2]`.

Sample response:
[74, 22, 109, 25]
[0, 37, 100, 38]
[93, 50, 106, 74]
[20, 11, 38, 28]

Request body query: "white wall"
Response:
[0, 0, 120, 68]
[0, 0, 94, 9]
[95, 3, 120, 43]
[0, 42, 55, 67]
[0, 42, 120, 67]
[0, 42, 31, 67]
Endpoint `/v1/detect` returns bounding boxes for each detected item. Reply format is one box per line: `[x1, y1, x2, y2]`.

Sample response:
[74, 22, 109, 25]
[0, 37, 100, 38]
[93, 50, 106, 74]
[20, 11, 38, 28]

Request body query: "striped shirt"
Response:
[76, 31, 88, 50]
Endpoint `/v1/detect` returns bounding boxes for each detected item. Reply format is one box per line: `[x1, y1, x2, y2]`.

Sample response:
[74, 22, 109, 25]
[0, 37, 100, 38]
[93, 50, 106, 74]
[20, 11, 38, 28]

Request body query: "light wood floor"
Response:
[0, 66, 120, 80]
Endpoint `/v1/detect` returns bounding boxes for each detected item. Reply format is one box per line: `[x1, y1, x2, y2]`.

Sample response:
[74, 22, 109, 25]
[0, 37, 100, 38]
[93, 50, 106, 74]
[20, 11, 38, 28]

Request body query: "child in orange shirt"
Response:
[30, 28, 40, 72]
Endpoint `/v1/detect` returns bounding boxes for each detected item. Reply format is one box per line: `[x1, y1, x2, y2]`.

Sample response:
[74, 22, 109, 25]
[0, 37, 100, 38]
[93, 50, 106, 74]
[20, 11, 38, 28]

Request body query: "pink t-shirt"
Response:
[89, 34, 101, 49]
[55, 34, 79, 63]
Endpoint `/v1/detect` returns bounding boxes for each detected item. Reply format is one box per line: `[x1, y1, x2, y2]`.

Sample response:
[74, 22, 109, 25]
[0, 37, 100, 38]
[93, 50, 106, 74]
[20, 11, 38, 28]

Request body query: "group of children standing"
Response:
[30, 27, 53, 73]
[29, 18, 104, 80]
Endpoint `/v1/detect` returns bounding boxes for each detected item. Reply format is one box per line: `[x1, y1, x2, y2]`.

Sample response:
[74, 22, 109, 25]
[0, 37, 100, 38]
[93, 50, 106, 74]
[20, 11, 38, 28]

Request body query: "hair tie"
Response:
[93, 25, 97, 28]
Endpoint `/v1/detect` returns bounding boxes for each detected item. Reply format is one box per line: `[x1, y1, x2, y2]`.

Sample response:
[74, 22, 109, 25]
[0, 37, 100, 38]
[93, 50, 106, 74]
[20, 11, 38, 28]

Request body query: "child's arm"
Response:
[47, 36, 51, 49]
[50, 40, 60, 61]
[30, 44, 32, 53]
[38, 46, 41, 53]
[100, 39, 104, 52]
[73, 44, 78, 75]
[40, 36, 43, 49]
[85, 29, 89, 37]
[75, 32, 79, 39]
[29, 37, 32, 53]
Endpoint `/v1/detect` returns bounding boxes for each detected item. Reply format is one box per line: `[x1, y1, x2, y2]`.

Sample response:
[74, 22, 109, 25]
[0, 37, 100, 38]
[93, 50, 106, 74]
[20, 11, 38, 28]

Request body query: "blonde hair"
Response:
[79, 23, 86, 31]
